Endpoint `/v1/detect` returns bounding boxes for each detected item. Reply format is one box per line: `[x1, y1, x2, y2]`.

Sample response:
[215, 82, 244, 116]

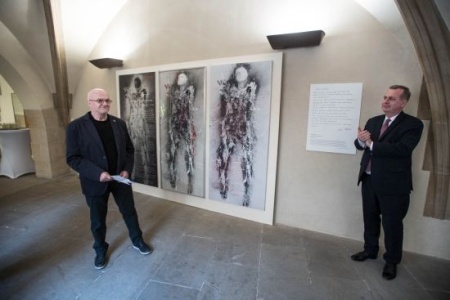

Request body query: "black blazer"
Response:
[355, 111, 423, 195]
[66, 113, 134, 196]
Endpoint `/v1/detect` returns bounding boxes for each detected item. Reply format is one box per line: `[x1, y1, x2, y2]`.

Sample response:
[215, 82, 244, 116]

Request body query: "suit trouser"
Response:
[361, 174, 410, 264]
[85, 181, 143, 254]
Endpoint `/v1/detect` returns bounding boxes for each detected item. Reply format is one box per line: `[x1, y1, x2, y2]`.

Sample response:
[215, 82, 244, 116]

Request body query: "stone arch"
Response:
[396, 0, 450, 219]
[0, 21, 68, 178]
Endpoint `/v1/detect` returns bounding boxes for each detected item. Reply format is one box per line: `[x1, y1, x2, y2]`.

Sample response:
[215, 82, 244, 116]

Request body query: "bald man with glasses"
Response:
[66, 88, 153, 269]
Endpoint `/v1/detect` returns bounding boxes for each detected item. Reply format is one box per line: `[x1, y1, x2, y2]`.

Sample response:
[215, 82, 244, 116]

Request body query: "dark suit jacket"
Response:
[355, 111, 423, 195]
[66, 113, 134, 196]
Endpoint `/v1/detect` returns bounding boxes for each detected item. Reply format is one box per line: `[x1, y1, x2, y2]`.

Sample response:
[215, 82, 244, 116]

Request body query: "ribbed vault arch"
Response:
[396, 0, 450, 219]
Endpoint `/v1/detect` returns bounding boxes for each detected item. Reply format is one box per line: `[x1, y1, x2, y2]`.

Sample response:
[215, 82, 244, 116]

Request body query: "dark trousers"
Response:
[361, 175, 410, 264]
[85, 181, 143, 254]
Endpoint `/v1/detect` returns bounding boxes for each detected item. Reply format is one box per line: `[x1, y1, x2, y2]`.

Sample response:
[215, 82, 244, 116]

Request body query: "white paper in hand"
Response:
[112, 175, 133, 185]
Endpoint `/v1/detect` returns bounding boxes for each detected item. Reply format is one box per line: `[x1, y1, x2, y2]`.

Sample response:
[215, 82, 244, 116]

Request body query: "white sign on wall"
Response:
[306, 83, 363, 155]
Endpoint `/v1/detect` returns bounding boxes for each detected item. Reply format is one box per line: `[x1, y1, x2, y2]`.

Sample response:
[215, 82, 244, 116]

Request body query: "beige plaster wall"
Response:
[70, 0, 450, 260]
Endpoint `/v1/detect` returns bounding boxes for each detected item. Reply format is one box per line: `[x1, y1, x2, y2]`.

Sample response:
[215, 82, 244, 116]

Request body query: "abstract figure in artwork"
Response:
[165, 71, 197, 193]
[123, 75, 152, 184]
[216, 63, 258, 206]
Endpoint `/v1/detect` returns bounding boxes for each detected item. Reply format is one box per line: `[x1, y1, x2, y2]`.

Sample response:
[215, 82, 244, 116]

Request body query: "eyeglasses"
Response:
[89, 98, 113, 104]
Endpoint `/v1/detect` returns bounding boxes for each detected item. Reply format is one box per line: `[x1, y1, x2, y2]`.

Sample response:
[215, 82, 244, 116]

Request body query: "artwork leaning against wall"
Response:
[159, 67, 206, 197]
[118, 72, 158, 187]
[115, 52, 282, 225]
[209, 61, 273, 210]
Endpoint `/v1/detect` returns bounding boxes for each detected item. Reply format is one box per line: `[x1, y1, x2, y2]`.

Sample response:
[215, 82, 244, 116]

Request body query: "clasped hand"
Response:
[358, 127, 372, 147]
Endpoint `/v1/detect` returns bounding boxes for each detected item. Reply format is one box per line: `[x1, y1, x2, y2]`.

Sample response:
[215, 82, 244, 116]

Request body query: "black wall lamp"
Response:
[267, 30, 325, 49]
[89, 58, 123, 69]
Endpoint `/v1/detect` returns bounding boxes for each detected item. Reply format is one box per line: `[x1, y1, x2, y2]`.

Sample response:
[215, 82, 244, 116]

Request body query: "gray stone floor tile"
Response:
[359, 262, 434, 300]
[262, 224, 303, 247]
[309, 255, 360, 280]
[311, 276, 375, 300]
[221, 218, 263, 245]
[258, 280, 321, 300]
[427, 290, 450, 300]
[202, 261, 258, 300]
[137, 281, 199, 300]
[197, 282, 220, 300]
[403, 254, 450, 291]
[258, 244, 313, 299]
[183, 210, 228, 239]
[304, 233, 349, 260]
[152, 234, 216, 289]
[213, 240, 260, 267]
[1, 174, 449, 300]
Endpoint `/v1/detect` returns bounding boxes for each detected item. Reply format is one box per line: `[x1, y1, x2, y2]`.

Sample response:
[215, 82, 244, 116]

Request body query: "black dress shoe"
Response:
[351, 251, 377, 261]
[382, 263, 397, 280]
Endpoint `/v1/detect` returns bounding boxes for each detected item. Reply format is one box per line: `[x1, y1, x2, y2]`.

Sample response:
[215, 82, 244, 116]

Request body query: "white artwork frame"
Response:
[116, 52, 282, 225]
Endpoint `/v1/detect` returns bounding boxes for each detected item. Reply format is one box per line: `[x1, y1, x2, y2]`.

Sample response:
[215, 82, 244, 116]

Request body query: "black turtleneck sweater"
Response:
[89, 113, 118, 174]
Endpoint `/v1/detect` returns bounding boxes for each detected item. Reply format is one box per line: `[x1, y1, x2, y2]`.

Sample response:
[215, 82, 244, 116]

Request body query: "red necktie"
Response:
[379, 118, 391, 137]
[365, 118, 391, 173]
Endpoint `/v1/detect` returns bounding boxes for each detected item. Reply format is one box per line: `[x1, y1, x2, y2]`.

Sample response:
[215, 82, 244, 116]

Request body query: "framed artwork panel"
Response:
[117, 72, 158, 187]
[158, 68, 206, 197]
[209, 61, 273, 210]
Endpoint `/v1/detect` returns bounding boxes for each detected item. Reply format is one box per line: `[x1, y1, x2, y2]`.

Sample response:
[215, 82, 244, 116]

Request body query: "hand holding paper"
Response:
[112, 175, 133, 185]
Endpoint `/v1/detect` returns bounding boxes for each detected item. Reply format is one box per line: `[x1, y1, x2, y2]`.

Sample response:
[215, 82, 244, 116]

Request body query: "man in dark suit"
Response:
[66, 88, 153, 269]
[352, 85, 423, 280]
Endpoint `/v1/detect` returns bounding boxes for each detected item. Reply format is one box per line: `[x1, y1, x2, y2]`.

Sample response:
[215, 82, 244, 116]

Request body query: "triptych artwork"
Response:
[116, 53, 282, 223]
